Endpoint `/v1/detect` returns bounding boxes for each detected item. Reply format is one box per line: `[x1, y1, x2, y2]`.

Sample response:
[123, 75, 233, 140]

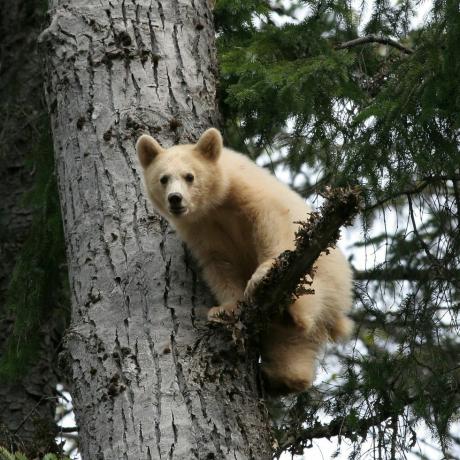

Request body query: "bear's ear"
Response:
[194, 128, 223, 161]
[136, 134, 164, 169]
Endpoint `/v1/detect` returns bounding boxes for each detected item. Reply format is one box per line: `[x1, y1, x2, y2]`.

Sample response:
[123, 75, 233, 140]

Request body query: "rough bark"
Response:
[41, 1, 272, 458]
[0, 1, 59, 453]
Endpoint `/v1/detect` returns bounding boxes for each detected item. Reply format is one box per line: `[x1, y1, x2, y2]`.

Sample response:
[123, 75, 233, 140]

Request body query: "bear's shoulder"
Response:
[219, 148, 306, 210]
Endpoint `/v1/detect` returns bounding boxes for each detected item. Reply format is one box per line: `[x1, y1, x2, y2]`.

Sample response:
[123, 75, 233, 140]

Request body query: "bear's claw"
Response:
[207, 304, 239, 323]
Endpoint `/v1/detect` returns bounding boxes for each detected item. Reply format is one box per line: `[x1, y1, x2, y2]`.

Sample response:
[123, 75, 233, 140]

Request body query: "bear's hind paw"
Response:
[262, 366, 314, 396]
[328, 315, 354, 342]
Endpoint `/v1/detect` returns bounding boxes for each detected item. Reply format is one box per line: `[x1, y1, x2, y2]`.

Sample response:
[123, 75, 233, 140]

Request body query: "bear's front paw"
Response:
[207, 303, 239, 323]
[244, 261, 273, 301]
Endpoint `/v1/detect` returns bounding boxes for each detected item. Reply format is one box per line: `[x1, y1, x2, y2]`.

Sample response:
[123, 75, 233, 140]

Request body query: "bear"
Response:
[136, 128, 353, 394]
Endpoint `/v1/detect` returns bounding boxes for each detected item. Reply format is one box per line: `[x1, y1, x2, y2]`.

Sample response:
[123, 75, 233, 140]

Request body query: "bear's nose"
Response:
[168, 193, 183, 206]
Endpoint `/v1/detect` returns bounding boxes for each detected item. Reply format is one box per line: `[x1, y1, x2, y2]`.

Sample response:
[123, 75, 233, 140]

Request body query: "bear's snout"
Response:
[168, 192, 183, 206]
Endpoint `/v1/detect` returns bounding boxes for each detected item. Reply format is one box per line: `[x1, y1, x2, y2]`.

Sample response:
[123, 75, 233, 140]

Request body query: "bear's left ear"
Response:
[194, 128, 223, 161]
[136, 134, 164, 169]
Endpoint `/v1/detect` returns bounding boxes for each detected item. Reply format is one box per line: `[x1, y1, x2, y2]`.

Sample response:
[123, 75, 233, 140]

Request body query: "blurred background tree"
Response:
[0, 0, 69, 456]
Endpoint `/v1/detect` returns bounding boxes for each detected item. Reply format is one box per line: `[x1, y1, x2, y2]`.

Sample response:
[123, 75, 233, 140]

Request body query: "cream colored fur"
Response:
[137, 128, 353, 394]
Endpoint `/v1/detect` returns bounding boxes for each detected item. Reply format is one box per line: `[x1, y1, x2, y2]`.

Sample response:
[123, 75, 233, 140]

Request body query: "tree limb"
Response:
[353, 267, 460, 282]
[245, 186, 361, 322]
[335, 34, 414, 55]
[364, 174, 460, 212]
[275, 402, 403, 456]
[58, 426, 79, 433]
[276, 383, 460, 456]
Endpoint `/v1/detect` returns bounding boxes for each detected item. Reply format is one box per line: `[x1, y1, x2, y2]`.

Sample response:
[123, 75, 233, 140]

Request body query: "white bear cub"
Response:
[137, 128, 353, 394]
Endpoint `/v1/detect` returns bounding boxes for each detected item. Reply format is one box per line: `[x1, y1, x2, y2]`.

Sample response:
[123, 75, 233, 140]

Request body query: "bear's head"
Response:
[136, 128, 228, 221]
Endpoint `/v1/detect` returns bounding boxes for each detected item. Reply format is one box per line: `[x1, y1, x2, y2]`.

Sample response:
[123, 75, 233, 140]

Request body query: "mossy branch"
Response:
[243, 186, 361, 324]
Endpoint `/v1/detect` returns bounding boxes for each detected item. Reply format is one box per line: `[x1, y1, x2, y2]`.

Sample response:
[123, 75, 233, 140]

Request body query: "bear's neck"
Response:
[175, 176, 255, 237]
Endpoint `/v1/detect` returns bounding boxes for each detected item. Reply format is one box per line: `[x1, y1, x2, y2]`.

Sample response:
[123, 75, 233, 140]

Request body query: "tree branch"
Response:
[364, 175, 460, 212]
[354, 267, 460, 282]
[275, 401, 404, 456]
[276, 383, 460, 456]
[335, 34, 414, 55]
[407, 193, 440, 267]
[245, 187, 361, 322]
[58, 426, 79, 433]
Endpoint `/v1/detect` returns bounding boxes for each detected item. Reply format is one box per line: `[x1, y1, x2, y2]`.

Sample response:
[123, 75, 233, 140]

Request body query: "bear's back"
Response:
[220, 148, 311, 223]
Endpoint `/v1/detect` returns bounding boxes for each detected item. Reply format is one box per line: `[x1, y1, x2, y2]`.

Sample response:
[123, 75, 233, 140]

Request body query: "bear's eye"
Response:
[160, 175, 169, 185]
[185, 173, 194, 183]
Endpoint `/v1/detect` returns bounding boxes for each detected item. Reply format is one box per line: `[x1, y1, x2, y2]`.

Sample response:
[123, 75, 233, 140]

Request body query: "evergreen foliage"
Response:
[0, 446, 69, 460]
[216, 0, 460, 457]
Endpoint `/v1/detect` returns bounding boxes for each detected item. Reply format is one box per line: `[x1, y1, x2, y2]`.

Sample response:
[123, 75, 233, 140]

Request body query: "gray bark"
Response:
[41, 1, 272, 458]
[0, 1, 59, 452]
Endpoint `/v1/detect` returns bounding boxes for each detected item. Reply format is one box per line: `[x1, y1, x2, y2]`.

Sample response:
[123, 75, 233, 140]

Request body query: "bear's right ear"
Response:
[136, 134, 164, 169]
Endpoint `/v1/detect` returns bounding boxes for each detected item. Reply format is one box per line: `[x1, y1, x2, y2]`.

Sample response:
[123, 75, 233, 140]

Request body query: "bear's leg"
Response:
[243, 259, 274, 301]
[244, 260, 334, 333]
[202, 263, 246, 322]
[288, 279, 327, 333]
[290, 289, 354, 341]
[327, 313, 354, 342]
[260, 322, 321, 395]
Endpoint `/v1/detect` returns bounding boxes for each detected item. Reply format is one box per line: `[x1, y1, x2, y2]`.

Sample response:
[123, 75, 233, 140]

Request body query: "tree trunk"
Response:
[0, 2, 60, 453]
[41, 1, 272, 458]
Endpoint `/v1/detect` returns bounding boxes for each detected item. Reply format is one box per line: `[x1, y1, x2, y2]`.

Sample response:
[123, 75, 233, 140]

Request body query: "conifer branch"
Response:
[353, 267, 460, 282]
[275, 402, 405, 455]
[407, 193, 438, 263]
[244, 187, 361, 321]
[276, 384, 459, 455]
[365, 174, 460, 212]
[336, 34, 414, 55]
[58, 426, 79, 433]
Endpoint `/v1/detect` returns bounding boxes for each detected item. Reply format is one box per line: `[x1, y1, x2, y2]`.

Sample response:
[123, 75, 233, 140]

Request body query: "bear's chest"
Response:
[181, 208, 258, 278]
[209, 211, 255, 254]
